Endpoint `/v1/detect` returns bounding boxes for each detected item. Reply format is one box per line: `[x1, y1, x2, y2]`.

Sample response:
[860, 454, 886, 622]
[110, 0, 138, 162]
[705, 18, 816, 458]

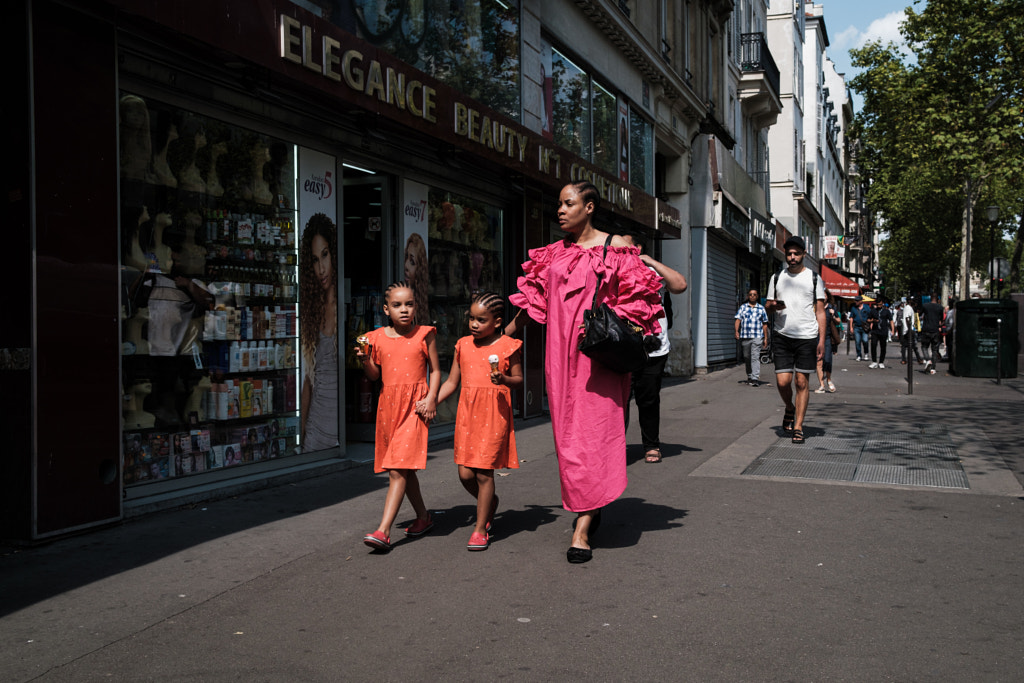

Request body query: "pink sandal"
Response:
[363, 530, 391, 551]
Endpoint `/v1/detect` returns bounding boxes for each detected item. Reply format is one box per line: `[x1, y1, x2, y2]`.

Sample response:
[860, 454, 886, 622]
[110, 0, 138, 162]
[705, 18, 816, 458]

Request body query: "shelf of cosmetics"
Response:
[202, 303, 297, 342]
[204, 338, 297, 375]
[123, 416, 301, 484]
[199, 371, 297, 422]
[203, 210, 297, 250]
[204, 269, 297, 303]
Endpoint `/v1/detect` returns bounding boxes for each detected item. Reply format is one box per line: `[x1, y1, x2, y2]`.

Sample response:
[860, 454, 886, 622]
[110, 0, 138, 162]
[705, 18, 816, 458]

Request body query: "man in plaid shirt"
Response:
[734, 289, 770, 386]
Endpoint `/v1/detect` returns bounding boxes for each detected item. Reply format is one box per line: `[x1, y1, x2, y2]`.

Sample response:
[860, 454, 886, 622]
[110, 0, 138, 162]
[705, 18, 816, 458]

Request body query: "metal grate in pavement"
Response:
[758, 444, 862, 465]
[744, 458, 857, 480]
[854, 464, 970, 488]
[742, 424, 969, 489]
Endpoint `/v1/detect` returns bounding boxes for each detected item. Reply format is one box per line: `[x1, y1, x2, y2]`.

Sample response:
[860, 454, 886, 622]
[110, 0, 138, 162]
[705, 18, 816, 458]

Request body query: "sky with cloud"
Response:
[819, 1, 918, 109]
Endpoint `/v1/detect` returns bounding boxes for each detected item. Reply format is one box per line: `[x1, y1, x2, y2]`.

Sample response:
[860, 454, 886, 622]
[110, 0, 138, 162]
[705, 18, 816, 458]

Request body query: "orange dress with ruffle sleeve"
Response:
[365, 325, 435, 473]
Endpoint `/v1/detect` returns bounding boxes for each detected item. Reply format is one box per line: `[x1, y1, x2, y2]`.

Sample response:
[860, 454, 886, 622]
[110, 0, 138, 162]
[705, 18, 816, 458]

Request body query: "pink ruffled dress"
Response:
[509, 239, 663, 511]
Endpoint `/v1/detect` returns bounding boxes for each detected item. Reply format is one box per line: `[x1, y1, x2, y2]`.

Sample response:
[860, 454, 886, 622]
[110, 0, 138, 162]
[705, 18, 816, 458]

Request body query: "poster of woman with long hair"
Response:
[299, 213, 340, 451]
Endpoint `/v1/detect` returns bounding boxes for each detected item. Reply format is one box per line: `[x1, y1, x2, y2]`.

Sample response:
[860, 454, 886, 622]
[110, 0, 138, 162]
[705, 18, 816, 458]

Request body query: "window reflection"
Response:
[310, 0, 521, 120]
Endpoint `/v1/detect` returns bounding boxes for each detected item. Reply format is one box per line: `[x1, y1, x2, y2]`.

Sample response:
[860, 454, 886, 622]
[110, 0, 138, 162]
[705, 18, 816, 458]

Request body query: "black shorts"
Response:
[773, 333, 817, 375]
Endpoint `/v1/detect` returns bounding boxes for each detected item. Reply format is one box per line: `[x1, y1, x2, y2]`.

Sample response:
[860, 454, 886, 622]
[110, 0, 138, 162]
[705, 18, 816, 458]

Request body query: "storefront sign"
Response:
[656, 200, 683, 239]
[106, 0, 659, 228]
[276, 12, 649, 226]
[750, 209, 774, 254]
[721, 199, 747, 244]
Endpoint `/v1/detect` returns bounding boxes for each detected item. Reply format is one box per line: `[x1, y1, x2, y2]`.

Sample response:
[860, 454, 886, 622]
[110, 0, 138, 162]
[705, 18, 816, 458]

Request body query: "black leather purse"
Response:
[577, 236, 649, 374]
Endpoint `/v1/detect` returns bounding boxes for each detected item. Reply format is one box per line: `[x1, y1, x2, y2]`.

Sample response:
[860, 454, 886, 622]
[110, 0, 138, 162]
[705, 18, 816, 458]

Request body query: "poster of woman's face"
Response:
[404, 232, 431, 326]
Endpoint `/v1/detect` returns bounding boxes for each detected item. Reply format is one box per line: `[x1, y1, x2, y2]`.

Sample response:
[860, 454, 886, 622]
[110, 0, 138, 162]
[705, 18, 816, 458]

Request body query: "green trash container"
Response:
[952, 299, 1019, 378]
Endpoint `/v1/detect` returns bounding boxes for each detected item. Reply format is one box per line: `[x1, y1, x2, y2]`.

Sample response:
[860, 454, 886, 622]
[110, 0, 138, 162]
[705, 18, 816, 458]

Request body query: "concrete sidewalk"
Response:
[2, 351, 1022, 682]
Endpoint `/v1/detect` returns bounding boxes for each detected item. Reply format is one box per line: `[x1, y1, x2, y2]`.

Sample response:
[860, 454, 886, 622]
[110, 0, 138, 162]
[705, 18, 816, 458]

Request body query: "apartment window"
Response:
[592, 83, 618, 175]
[682, 0, 691, 79]
[550, 48, 591, 159]
[547, 45, 618, 176]
[629, 109, 653, 191]
[660, 0, 674, 61]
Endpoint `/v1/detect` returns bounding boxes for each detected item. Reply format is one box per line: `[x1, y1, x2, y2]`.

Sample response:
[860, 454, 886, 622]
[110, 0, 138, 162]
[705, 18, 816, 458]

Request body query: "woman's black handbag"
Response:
[577, 236, 649, 374]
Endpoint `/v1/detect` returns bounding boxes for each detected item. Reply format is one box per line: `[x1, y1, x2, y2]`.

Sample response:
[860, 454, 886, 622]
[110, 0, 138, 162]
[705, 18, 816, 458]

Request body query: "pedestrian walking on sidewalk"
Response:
[622, 231, 688, 464]
[735, 288, 769, 387]
[436, 292, 523, 552]
[920, 293, 944, 374]
[849, 296, 871, 361]
[355, 281, 442, 552]
[898, 298, 923, 365]
[867, 299, 894, 368]
[766, 236, 826, 445]
[507, 181, 663, 564]
[815, 291, 840, 393]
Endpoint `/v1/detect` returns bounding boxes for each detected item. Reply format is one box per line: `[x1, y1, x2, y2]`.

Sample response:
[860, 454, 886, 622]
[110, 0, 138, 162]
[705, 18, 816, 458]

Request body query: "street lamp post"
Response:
[987, 205, 999, 299]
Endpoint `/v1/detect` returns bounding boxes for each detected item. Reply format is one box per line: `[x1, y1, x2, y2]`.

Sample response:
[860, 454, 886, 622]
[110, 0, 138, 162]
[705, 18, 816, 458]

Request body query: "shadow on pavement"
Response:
[592, 496, 688, 550]
[0, 462, 395, 618]
[625, 442, 701, 466]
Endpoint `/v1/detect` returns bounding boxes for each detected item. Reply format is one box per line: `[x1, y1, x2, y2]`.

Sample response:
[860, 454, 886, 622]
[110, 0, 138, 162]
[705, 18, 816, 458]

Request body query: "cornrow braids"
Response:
[471, 291, 505, 329]
[384, 280, 412, 302]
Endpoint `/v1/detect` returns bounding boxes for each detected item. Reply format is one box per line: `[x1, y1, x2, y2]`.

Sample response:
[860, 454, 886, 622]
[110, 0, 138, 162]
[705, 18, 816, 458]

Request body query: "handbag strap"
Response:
[589, 234, 614, 313]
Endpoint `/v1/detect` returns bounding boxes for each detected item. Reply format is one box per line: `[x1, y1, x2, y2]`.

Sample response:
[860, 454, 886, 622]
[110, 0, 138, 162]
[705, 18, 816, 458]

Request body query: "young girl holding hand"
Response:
[436, 292, 522, 551]
[356, 281, 441, 552]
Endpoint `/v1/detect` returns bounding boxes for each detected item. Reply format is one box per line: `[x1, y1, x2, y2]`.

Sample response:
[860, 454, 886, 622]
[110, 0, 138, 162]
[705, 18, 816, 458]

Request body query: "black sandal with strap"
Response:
[791, 429, 805, 444]
[782, 409, 796, 435]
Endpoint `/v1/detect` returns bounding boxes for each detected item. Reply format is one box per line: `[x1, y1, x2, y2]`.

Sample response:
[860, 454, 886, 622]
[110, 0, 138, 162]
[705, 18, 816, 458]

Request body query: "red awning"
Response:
[821, 265, 860, 298]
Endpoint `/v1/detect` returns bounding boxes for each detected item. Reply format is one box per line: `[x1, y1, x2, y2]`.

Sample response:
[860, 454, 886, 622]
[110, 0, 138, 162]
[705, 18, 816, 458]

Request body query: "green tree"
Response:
[850, 0, 1024, 298]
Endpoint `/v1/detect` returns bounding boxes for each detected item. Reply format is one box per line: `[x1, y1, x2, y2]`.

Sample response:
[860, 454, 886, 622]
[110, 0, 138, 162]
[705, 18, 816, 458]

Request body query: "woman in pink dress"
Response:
[507, 181, 663, 563]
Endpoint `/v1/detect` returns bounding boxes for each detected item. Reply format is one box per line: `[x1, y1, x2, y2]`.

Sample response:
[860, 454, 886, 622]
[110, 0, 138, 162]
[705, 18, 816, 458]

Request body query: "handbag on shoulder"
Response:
[577, 236, 649, 374]
[828, 312, 841, 346]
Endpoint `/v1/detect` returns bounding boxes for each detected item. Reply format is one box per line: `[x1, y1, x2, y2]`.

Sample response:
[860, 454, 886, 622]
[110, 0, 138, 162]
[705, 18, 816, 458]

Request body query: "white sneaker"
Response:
[856, 356, 863, 361]
[814, 386, 826, 393]
[923, 360, 931, 368]
[929, 368, 936, 375]
[879, 363, 885, 369]
[869, 362, 878, 368]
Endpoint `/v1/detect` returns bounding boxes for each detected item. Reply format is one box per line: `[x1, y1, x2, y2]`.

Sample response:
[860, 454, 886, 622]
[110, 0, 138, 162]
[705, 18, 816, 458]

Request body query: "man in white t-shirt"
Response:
[765, 236, 826, 444]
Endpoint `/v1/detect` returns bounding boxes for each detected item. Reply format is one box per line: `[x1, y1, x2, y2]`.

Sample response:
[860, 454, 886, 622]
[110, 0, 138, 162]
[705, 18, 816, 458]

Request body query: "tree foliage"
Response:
[850, 0, 1024, 298]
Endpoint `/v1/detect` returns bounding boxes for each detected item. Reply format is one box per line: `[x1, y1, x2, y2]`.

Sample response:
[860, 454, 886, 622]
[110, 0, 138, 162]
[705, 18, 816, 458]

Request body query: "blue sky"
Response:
[819, 0, 919, 110]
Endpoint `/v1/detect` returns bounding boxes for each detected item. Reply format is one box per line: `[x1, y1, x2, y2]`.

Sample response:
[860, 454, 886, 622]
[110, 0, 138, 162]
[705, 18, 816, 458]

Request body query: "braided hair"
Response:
[384, 280, 412, 302]
[471, 291, 505, 330]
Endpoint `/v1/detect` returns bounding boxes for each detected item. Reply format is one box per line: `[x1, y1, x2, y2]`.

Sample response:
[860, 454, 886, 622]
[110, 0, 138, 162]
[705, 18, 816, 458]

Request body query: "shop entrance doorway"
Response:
[341, 165, 390, 441]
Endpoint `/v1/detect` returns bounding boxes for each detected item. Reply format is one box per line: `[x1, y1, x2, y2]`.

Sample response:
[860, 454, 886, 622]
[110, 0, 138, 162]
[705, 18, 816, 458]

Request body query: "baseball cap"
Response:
[783, 235, 806, 251]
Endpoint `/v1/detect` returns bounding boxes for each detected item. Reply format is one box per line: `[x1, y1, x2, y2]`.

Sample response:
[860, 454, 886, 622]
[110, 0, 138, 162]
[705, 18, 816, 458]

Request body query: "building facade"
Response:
[689, 0, 783, 371]
[5, 0, 743, 541]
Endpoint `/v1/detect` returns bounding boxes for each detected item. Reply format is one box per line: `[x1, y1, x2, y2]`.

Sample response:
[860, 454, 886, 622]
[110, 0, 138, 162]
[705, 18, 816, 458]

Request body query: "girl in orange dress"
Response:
[355, 281, 441, 552]
[436, 292, 523, 551]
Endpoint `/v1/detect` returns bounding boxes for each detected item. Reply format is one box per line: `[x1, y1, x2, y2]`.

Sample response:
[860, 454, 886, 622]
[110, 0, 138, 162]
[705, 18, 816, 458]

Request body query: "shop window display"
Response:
[119, 93, 301, 486]
[425, 189, 504, 425]
[340, 171, 387, 436]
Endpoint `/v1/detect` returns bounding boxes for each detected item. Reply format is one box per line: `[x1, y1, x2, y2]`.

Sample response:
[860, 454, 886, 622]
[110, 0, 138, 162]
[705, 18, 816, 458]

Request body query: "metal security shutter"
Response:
[707, 233, 738, 363]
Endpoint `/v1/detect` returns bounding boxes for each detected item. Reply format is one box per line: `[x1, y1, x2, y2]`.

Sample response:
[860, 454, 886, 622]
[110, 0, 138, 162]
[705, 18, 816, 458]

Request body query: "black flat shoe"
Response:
[566, 547, 593, 564]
